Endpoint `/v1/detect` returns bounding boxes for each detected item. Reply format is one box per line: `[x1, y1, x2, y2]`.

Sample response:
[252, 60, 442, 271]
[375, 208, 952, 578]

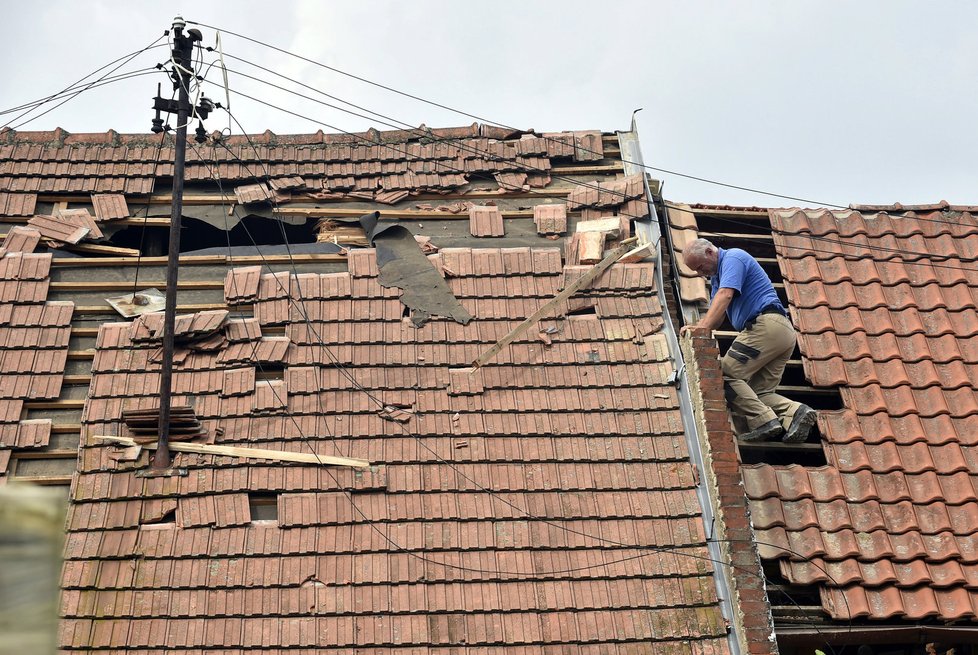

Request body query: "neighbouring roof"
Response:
[0, 124, 738, 652]
[744, 207, 978, 621]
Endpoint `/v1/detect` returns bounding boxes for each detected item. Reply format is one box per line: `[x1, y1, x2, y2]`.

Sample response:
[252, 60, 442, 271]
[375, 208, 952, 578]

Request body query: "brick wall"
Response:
[681, 328, 779, 655]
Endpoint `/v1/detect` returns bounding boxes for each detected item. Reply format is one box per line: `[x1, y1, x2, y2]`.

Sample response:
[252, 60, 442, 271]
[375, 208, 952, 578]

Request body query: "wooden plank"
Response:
[50, 253, 347, 267]
[112, 218, 171, 227]
[472, 237, 639, 369]
[6, 475, 71, 485]
[738, 441, 823, 452]
[12, 450, 78, 460]
[92, 435, 370, 469]
[73, 303, 236, 315]
[699, 231, 774, 241]
[691, 207, 770, 218]
[279, 207, 537, 219]
[64, 243, 140, 257]
[51, 280, 223, 291]
[27, 400, 85, 410]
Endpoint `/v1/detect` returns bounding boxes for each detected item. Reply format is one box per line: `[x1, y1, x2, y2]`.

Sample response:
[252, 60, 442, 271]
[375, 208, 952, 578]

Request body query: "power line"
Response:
[3, 35, 168, 131]
[181, 45, 975, 246]
[191, 21, 855, 210]
[664, 202, 978, 276]
[217, 83, 978, 285]
[0, 68, 164, 118]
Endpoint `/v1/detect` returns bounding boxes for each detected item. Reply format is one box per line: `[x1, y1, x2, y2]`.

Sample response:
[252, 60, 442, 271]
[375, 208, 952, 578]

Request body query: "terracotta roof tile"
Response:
[1, 226, 41, 253]
[533, 203, 567, 235]
[0, 192, 37, 216]
[469, 205, 505, 237]
[220, 367, 255, 397]
[27, 213, 89, 244]
[90, 193, 129, 221]
[224, 266, 262, 304]
[55, 208, 103, 239]
[1, 125, 742, 648]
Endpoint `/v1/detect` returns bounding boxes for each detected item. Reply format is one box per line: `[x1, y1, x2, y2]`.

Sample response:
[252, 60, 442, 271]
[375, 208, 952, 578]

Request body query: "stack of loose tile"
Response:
[743, 206, 978, 621]
[120, 405, 205, 441]
[533, 203, 567, 236]
[666, 203, 708, 303]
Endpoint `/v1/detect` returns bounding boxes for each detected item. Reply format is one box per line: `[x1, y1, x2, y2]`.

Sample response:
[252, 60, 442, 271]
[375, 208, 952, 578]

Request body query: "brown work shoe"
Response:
[739, 418, 784, 442]
[783, 405, 817, 443]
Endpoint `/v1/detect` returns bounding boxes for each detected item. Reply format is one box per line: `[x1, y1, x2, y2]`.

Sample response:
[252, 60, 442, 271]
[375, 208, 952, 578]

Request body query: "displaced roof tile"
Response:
[469, 205, 505, 237]
[91, 193, 129, 221]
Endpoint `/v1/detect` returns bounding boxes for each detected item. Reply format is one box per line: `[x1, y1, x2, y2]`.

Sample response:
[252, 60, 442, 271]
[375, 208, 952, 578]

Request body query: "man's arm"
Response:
[680, 287, 735, 336]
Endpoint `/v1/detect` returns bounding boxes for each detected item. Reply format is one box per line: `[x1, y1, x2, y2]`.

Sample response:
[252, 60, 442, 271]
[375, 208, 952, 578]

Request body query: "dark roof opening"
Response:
[248, 492, 278, 522]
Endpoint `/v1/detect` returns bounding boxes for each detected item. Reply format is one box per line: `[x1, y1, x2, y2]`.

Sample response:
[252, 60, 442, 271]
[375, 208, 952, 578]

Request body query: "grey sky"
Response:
[3, 1, 976, 207]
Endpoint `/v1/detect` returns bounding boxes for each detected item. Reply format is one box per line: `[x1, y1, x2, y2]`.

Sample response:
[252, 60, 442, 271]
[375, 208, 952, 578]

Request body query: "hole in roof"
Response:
[566, 304, 597, 316]
[256, 365, 285, 381]
[142, 508, 176, 526]
[249, 492, 278, 522]
[117, 216, 319, 255]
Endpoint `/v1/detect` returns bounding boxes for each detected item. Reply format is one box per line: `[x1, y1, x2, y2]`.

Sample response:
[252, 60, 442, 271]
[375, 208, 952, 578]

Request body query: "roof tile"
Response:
[90, 194, 129, 221]
[469, 205, 505, 238]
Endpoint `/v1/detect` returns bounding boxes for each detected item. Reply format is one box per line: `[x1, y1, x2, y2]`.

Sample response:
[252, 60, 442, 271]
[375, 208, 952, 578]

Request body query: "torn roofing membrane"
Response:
[358, 210, 473, 327]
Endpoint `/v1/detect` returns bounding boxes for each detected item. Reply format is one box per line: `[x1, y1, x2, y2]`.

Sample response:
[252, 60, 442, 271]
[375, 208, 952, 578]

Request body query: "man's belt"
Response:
[744, 304, 787, 330]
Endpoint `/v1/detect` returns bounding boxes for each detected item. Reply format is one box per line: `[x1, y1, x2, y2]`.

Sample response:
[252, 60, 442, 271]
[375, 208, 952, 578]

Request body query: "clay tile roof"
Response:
[743, 206, 978, 622]
[62, 241, 734, 652]
[90, 193, 129, 221]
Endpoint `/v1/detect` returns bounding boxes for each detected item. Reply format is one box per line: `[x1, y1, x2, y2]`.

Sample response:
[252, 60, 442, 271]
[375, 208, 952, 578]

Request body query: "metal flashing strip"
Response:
[618, 123, 742, 655]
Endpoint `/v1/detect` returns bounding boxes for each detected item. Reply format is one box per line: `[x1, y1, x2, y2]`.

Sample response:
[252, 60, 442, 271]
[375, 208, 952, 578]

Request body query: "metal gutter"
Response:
[618, 119, 742, 655]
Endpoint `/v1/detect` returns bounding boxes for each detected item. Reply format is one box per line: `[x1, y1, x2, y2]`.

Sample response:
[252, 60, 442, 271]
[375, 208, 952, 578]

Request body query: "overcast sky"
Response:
[3, 1, 975, 207]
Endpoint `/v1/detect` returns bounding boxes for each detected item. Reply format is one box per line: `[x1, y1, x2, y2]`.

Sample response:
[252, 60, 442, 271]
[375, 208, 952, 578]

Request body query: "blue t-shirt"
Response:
[711, 248, 782, 331]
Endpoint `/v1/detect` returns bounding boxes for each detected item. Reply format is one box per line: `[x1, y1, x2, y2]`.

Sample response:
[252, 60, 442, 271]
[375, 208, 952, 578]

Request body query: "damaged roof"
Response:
[61, 248, 729, 651]
[0, 124, 741, 651]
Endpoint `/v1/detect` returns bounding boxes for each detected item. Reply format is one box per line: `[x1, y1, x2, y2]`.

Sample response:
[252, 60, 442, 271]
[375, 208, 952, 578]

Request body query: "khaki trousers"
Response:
[721, 312, 800, 433]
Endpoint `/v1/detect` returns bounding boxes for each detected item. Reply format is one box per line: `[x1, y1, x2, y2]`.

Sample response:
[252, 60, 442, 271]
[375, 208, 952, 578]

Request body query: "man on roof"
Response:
[680, 238, 816, 443]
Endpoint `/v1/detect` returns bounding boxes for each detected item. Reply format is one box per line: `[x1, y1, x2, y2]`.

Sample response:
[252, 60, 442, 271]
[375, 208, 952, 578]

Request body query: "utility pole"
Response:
[148, 17, 211, 469]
